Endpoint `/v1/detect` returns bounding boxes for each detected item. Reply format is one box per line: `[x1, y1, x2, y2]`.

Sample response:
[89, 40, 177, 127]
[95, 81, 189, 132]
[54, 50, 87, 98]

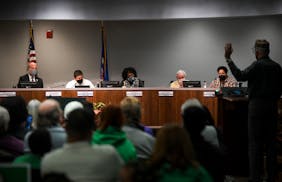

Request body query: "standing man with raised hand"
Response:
[225, 40, 282, 182]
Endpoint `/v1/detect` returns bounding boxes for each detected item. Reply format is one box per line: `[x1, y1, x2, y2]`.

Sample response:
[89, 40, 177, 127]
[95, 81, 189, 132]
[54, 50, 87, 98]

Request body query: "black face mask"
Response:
[219, 75, 227, 81]
[127, 76, 135, 84]
[77, 79, 83, 84]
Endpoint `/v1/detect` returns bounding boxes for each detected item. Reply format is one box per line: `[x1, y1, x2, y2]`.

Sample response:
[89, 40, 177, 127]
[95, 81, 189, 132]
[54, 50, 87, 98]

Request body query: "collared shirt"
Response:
[28, 74, 35, 82]
[170, 80, 182, 88]
[209, 76, 237, 88]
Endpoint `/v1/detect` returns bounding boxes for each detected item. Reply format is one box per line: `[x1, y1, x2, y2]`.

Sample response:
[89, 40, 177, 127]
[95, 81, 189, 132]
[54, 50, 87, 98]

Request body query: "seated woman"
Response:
[148, 124, 212, 182]
[121, 67, 141, 88]
[209, 66, 237, 88]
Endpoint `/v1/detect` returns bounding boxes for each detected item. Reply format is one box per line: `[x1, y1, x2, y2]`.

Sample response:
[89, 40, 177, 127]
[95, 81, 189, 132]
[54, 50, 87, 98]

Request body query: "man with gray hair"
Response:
[170, 69, 187, 88]
[225, 40, 282, 182]
[120, 96, 155, 160]
[24, 99, 66, 152]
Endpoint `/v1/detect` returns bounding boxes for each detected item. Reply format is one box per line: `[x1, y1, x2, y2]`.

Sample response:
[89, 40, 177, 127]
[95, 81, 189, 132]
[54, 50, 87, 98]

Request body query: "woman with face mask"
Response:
[65, 70, 95, 88]
[209, 66, 237, 88]
[121, 67, 141, 88]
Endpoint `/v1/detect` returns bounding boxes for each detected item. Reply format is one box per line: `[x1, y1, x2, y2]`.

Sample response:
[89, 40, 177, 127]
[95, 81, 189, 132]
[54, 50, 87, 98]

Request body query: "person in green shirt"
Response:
[92, 105, 136, 163]
[13, 128, 51, 169]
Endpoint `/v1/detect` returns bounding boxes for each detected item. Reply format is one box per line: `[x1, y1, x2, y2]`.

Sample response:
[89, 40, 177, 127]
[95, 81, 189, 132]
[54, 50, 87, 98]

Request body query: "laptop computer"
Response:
[100, 81, 120, 88]
[75, 85, 90, 88]
[18, 81, 38, 88]
[183, 80, 201, 88]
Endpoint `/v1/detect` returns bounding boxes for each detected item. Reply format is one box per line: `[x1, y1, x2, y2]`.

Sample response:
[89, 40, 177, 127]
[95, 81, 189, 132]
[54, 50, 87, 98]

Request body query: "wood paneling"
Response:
[0, 88, 218, 126]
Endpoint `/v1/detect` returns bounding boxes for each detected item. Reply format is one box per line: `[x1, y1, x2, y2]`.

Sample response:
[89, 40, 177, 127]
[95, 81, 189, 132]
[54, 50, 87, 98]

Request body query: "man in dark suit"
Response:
[17, 61, 43, 88]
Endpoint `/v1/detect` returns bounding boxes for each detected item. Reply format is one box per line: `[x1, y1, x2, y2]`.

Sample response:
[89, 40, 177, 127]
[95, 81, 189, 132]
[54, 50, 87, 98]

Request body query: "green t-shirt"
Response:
[159, 163, 213, 182]
[13, 154, 41, 169]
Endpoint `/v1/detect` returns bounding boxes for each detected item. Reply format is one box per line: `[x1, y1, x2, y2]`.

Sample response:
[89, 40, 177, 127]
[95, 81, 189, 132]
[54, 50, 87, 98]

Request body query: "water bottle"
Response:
[203, 81, 207, 88]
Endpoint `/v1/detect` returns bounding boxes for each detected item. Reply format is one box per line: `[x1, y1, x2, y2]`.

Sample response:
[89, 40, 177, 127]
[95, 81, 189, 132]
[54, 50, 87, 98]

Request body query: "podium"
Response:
[218, 96, 249, 176]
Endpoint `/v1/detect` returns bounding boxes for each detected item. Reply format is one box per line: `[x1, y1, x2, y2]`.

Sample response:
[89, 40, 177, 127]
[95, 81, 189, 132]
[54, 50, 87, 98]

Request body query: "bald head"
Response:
[39, 99, 61, 114]
[38, 99, 62, 127]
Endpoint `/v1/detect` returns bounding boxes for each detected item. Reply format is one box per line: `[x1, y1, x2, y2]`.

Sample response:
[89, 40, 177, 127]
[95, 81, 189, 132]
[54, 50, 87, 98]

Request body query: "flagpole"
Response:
[102, 21, 107, 79]
[29, 20, 34, 43]
[27, 20, 36, 63]
[100, 21, 109, 81]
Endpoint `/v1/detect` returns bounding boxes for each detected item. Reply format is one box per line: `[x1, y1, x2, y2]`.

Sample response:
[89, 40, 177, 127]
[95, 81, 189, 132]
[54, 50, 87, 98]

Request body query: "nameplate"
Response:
[77, 91, 93, 97]
[203, 91, 215, 97]
[0, 92, 16, 97]
[45, 91, 62, 97]
[158, 91, 174, 97]
[126, 91, 143, 97]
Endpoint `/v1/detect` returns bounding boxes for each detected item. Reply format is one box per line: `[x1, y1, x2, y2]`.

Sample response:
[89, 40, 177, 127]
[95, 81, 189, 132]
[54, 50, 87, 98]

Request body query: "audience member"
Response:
[24, 99, 66, 152]
[209, 66, 237, 88]
[182, 99, 225, 182]
[121, 67, 141, 88]
[225, 40, 282, 182]
[92, 105, 137, 163]
[41, 109, 123, 181]
[65, 70, 95, 88]
[181, 98, 220, 147]
[149, 124, 212, 182]
[14, 128, 51, 182]
[93, 102, 106, 127]
[17, 61, 44, 88]
[170, 69, 187, 88]
[63, 101, 84, 120]
[0, 96, 28, 140]
[26, 99, 41, 130]
[64, 100, 96, 130]
[0, 106, 24, 162]
[14, 128, 51, 168]
[82, 101, 96, 130]
[120, 96, 155, 160]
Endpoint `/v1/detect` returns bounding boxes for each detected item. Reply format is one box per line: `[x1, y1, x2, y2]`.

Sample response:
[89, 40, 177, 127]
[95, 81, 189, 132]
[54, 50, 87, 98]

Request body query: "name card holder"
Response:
[203, 91, 215, 97]
[158, 91, 174, 97]
[126, 91, 143, 97]
[45, 91, 62, 97]
[0, 92, 16, 97]
[77, 91, 93, 97]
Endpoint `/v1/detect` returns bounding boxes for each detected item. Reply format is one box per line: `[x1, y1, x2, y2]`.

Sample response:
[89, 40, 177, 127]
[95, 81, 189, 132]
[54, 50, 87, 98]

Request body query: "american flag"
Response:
[100, 21, 109, 81]
[28, 20, 36, 63]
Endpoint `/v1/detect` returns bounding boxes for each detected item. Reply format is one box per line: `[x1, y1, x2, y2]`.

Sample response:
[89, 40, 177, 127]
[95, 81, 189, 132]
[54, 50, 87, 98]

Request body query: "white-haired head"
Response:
[27, 99, 41, 129]
[176, 70, 186, 80]
[64, 101, 84, 119]
[181, 98, 203, 115]
[0, 106, 10, 134]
